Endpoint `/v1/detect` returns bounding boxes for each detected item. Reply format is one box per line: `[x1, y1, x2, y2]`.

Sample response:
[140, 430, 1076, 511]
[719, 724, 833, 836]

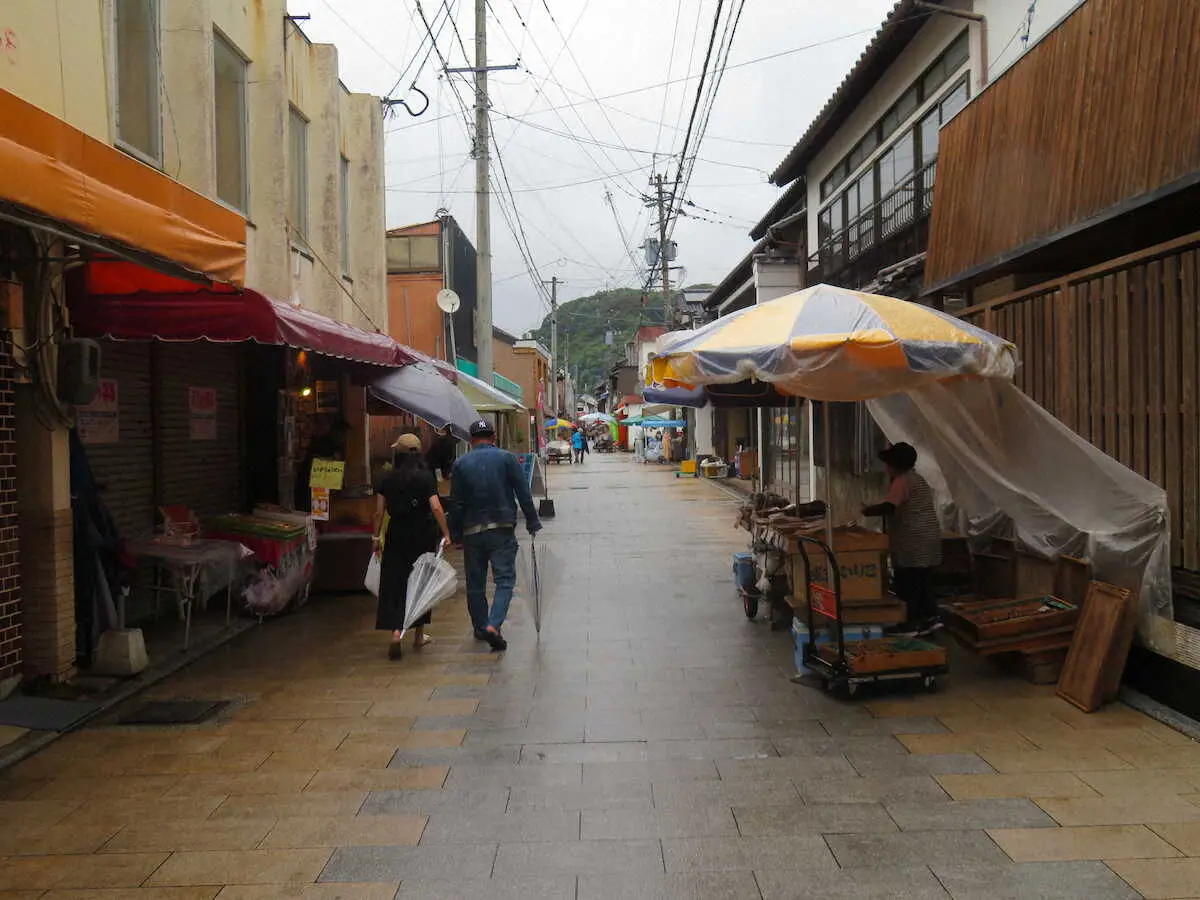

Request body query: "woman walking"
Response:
[372, 433, 452, 659]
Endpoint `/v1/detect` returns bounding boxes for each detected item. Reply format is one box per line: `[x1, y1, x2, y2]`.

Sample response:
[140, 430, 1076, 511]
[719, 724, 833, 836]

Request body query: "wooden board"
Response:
[817, 638, 946, 674]
[1053, 556, 1093, 609]
[1015, 551, 1057, 599]
[973, 552, 1015, 599]
[1057, 581, 1133, 712]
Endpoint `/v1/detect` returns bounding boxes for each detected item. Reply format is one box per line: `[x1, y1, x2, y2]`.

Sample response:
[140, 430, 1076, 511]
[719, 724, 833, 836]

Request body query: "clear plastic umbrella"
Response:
[400, 540, 458, 636]
[519, 536, 559, 634]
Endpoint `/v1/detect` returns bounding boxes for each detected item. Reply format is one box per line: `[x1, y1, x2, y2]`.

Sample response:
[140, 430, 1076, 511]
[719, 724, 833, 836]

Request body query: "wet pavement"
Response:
[0, 453, 1197, 898]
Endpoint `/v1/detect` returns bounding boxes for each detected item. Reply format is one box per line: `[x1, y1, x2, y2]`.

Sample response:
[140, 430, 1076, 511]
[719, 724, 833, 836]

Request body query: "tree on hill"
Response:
[529, 287, 669, 391]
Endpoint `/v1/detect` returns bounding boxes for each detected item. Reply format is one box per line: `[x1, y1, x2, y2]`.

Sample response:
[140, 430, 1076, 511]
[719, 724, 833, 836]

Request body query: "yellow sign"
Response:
[310, 487, 330, 521]
[309, 458, 345, 490]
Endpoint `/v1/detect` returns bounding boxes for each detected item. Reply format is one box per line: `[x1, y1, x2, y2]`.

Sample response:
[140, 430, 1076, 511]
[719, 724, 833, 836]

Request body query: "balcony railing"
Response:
[811, 159, 938, 275]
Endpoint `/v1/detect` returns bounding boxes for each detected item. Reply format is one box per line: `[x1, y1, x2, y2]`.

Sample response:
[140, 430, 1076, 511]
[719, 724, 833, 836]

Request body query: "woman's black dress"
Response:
[376, 468, 440, 631]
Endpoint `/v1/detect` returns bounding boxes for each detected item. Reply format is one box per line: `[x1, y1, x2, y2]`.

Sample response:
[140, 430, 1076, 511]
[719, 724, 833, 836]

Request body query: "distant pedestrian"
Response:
[373, 434, 452, 659]
[572, 428, 586, 464]
[861, 442, 943, 636]
[449, 419, 542, 651]
[426, 424, 459, 496]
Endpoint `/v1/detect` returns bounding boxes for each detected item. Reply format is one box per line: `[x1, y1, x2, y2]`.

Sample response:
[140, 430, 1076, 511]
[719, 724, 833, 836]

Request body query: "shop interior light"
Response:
[300, 386, 312, 397]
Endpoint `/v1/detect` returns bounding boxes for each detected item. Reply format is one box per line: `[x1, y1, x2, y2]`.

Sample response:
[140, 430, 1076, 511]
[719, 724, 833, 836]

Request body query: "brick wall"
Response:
[19, 507, 73, 681]
[0, 339, 20, 682]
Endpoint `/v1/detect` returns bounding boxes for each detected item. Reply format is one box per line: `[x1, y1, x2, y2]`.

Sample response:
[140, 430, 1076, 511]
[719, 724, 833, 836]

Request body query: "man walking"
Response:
[862, 442, 943, 635]
[572, 427, 587, 464]
[449, 419, 542, 651]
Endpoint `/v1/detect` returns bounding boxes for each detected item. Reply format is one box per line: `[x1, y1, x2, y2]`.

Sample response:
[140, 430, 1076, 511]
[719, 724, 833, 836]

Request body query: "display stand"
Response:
[794, 534, 948, 697]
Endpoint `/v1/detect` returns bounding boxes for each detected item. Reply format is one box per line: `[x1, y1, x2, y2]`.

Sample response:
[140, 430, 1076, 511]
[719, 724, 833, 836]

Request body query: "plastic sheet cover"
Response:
[868, 378, 1174, 653]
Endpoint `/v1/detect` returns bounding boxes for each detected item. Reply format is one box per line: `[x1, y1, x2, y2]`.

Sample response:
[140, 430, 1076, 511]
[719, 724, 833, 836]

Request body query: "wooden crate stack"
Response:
[942, 551, 1093, 684]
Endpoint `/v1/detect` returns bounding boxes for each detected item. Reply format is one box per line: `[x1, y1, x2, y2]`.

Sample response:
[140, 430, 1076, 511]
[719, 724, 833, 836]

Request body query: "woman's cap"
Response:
[392, 433, 422, 452]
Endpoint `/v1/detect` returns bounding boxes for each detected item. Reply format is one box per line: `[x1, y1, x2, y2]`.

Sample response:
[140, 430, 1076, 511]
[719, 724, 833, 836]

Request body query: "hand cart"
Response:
[793, 534, 948, 698]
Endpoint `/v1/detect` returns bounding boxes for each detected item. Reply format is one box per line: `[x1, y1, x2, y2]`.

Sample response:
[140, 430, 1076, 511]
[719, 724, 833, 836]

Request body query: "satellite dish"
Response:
[436, 289, 461, 313]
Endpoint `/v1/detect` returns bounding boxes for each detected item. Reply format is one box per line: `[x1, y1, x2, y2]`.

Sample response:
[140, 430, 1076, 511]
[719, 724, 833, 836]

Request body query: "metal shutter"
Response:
[88, 341, 155, 540]
[157, 343, 242, 517]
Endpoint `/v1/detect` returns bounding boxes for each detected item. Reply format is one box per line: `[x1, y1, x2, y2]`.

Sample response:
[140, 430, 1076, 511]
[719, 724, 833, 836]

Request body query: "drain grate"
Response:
[118, 700, 229, 726]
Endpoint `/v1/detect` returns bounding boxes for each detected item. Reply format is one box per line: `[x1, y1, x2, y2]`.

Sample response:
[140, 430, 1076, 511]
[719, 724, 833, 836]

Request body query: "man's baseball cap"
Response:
[468, 418, 496, 436]
[391, 433, 421, 452]
[878, 442, 917, 471]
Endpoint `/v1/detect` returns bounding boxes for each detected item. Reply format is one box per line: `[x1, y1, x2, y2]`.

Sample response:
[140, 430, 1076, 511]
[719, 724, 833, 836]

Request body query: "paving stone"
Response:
[577, 871, 762, 899]
[519, 741, 651, 764]
[825, 830, 1008, 868]
[979, 748, 1133, 774]
[259, 815, 427, 849]
[651, 780, 801, 810]
[988, 824, 1183, 861]
[103, 819, 276, 852]
[319, 843, 499, 882]
[386, 745, 521, 767]
[491, 839, 666, 876]
[214, 884, 399, 899]
[147, 850, 333, 886]
[716, 756, 856, 783]
[846, 752, 994, 777]
[932, 861, 1142, 899]
[443, 762, 583, 789]
[936, 773, 1098, 801]
[359, 788, 510, 816]
[581, 760, 721, 785]
[661, 835, 836, 872]
[732, 802, 897, 836]
[507, 782, 654, 812]
[421, 809, 580, 843]
[1037, 794, 1200, 826]
[1150, 820, 1200, 855]
[885, 798, 1056, 831]
[796, 774, 948, 805]
[392, 876, 578, 900]
[820, 715, 950, 736]
[754, 866, 950, 900]
[581, 807, 738, 840]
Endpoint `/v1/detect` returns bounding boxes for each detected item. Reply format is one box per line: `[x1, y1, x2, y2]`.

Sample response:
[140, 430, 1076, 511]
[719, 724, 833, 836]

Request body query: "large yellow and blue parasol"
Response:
[649, 284, 1017, 402]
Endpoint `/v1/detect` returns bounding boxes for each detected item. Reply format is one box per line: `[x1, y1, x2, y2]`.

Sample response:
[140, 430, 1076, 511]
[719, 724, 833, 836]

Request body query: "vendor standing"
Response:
[862, 442, 942, 635]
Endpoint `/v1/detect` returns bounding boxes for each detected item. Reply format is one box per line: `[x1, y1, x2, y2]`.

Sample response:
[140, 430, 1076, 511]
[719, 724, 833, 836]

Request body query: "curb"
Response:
[1120, 686, 1200, 742]
[0, 617, 257, 775]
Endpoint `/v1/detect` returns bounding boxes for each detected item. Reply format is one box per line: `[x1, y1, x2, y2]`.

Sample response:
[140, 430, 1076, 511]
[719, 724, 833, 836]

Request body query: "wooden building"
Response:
[923, 0, 1200, 711]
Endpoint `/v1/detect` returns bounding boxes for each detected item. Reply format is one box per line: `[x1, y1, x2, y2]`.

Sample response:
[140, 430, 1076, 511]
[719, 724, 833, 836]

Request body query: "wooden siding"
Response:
[925, 0, 1200, 288]
[960, 232, 1200, 572]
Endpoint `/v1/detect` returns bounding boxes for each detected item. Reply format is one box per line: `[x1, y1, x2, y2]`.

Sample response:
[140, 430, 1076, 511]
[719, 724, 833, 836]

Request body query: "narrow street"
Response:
[0, 454, 1195, 899]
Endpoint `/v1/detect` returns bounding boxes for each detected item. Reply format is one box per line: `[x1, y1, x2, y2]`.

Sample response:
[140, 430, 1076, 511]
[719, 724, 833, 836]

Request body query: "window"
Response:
[288, 107, 308, 239]
[939, 78, 969, 121]
[213, 33, 248, 211]
[339, 155, 351, 274]
[114, 0, 160, 162]
[919, 108, 941, 167]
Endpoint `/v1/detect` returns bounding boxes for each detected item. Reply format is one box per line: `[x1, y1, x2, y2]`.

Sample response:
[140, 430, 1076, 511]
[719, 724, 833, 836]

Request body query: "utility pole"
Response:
[543, 276, 559, 415]
[654, 173, 673, 330]
[473, 0, 493, 382]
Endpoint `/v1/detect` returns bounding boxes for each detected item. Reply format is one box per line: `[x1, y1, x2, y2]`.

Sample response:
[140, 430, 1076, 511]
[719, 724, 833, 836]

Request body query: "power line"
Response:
[654, 0, 684, 159]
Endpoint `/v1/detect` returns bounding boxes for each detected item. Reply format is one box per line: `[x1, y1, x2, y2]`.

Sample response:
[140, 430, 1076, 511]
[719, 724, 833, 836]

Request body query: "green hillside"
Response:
[529, 288, 668, 393]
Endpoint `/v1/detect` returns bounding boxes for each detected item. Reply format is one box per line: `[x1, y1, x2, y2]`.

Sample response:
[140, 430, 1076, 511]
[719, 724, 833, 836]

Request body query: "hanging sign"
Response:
[77, 378, 119, 444]
[310, 487, 330, 521]
[188, 386, 217, 441]
[309, 458, 345, 490]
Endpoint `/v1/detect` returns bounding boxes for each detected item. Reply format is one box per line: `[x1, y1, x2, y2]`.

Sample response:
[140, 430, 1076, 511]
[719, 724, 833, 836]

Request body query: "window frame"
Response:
[288, 106, 310, 241]
[112, 0, 163, 166]
[212, 29, 250, 213]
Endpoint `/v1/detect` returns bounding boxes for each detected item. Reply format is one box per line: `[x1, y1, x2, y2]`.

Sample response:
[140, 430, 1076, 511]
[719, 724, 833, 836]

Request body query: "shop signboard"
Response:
[309, 458, 345, 490]
[310, 487, 330, 520]
[77, 378, 119, 444]
[188, 386, 217, 441]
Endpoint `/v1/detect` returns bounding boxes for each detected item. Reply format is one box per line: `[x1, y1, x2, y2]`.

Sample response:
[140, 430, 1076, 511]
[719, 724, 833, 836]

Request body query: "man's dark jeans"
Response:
[464, 527, 518, 631]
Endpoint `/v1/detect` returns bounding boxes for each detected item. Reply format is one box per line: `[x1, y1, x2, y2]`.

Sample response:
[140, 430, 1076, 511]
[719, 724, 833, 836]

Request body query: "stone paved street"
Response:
[0, 454, 1198, 898]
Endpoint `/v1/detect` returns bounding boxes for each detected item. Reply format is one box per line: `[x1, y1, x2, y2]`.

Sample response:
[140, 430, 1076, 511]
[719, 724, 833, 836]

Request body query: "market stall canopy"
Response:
[72, 261, 411, 367]
[456, 369, 523, 412]
[578, 412, 615, 423]
[642, 382, 791, 409]
[649, 283, 1017, 402]
[0, 89, 245, 285]
[368, 363, 478, 438]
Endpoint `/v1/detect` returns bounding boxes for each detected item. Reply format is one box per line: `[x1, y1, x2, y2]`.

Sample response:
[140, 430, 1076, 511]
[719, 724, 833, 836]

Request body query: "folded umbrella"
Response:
[401, 541, 458, 636]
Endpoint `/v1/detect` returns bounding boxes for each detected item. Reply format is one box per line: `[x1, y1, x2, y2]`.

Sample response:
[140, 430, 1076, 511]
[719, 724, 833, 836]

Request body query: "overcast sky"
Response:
[291, 0, 896, 335]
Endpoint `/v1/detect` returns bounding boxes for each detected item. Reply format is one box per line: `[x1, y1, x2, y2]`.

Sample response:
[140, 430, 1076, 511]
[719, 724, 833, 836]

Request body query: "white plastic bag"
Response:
[364, 553, 381, 596]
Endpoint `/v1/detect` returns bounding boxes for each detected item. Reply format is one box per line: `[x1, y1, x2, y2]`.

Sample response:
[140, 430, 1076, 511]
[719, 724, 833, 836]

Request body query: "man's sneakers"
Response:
[473, 628, 490, 642]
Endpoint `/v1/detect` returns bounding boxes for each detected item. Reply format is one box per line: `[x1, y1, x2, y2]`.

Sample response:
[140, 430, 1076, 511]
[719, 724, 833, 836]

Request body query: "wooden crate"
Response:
[817, 638, 947, 674]
[945, 596, 1079, 642]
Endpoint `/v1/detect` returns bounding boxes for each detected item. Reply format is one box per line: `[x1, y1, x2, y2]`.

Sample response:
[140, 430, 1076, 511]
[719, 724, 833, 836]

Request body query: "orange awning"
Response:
[0, 89, 246, 286]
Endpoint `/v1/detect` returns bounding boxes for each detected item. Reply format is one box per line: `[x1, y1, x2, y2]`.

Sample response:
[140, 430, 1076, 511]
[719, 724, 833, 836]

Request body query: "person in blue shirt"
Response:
[449, 418, 542, 651]
[571, 427, 587, 464]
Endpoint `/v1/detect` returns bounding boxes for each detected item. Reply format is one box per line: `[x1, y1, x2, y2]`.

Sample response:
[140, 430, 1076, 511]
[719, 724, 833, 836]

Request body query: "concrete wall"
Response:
[0, 2, 111, 141]
[2, 2, 386, 331]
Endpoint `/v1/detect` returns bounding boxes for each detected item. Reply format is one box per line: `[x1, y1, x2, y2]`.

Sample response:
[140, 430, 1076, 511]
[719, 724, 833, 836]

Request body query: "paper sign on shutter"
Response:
[77, 378, 120, 444]
[188, 386, 218, 441]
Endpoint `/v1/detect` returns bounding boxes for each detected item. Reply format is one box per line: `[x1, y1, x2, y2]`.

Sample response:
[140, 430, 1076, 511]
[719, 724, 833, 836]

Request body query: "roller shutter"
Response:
[156, 343, 242, 518]
[87, 341, 155, 540]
